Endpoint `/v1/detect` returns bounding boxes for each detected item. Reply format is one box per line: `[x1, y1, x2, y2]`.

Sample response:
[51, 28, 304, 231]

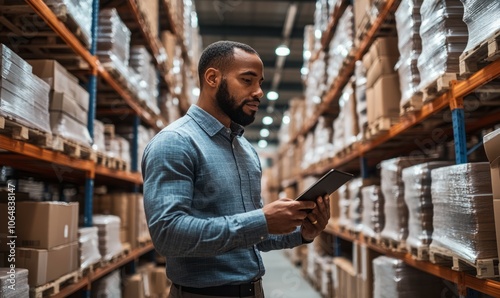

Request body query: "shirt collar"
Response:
[187, 105, 245, 138]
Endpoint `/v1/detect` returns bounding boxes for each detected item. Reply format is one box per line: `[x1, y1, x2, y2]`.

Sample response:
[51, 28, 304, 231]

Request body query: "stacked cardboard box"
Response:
[360, 185, 384, 239]
[0, 202, 79, 286]
[130, 45, 160, 115]
[484, 128, 500, 259]
[0, 44, 51, 134]
[93, 215, 123, 261]
[304, 53, 327, 119]
[332, 82, 359, 156]
[28, 59, 91, 146]
[354, 61, 368, 139]
[353, 0, 373, 41]
[461, 0, 500, 53]
[136, 0, 159, 40]
[93, 119, 106, 152]
[347, 178, 379, 233]
[364, 37, 401, 128]
[430, 163, 497, 264]
[78, 227, 101, 269]
[332, 257, 357, 298]
[353, 243, 381, 298]
[0, 268, 29, 298]
[45, 0, 93, 47]
[313, 116, 334, 163]
[123, 264, 171, 298]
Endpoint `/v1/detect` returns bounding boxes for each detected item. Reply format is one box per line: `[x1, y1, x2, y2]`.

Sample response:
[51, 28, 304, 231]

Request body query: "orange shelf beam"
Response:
[0, 135, 93, 173]
[24, 0, 98, 70]
[95, 165, 143, 185]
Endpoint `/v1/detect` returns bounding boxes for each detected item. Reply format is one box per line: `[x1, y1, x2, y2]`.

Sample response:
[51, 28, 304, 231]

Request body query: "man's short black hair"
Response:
[198, 41, 258, 88]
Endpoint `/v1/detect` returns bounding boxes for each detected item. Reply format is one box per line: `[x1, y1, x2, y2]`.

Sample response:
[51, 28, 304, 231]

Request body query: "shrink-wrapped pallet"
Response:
[130, 45, 160, 115]
[373, 256, 449, 297]
[417, 0, 468, 90]
[0, 268, 29, 298]
[430, 163, 497, 263]
[326, 6, 354, 88]
[460, 0, 500, 53]
[402, 161, 451, 250]
[0, 44, 51, 133]
[93, 215, 123, 261]
[354, 61, 367, 139]
[45, 0, 93, 47]
[347, 178, 379, 233]
[380, 156, 433, 243]
[395, 0, 424, 104]
[361, 185, 384, 239]
[78, 227, 102, 269]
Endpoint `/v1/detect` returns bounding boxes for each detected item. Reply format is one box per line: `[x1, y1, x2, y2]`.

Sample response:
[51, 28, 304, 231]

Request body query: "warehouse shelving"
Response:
[0, 0, 188, 296]
[275, 0, 500, 296]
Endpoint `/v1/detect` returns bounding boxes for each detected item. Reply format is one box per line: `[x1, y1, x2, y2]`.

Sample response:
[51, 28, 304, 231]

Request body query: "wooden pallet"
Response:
[407, 244, 430, 261]
[0, 115, 52, 146]
[30, 270, 79, 298]
[459, 29, 500, 76]
[421, 73, 457, 103]
[400, 92, 424, 116]
[380, 237, 407, 253]
[99, 243, 131, 266]
[429, 246, 499, 279]
[361, 234, 381, 246]
[78, 260, 103, 278]
[354, 5, 396, 47]
[50, 135, 95, 160]
[365, 116, 397, 140]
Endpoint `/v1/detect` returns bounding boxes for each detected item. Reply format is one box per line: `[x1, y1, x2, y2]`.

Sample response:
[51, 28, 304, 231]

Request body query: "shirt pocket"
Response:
[248, 170, 263, 209]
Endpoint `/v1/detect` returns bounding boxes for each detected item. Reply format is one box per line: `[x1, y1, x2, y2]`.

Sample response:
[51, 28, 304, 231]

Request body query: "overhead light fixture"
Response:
[275, 44, 290, 56]
[282, 115, 290, 124]
[262, 116, 274, 125]
[267, 91, 279, 101]
[258, 140, 268, 148]
[260, 128, 270, 138]
[192, 87, 200, 96]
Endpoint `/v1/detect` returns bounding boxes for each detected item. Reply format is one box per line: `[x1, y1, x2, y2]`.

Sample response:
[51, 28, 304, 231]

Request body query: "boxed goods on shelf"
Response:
[417, 0, 468, 92]
[346, 178, 379, 233]
[402, 161, 452, 255]
[460, 0, 500, 54]
[130, 45, 160, 115]
[353, 0, 372, 35]
[360, 185, 384, 239]
[136, 0, 159, 39]
[430, 163, 497, 268]
[484, 128, 500, 258]
[395, 0, 424, 110]
[0, 45, 51, 134]
[333, 82, 359, 155]
[332, 257, 357, 298]
[314, 116, 335, 162]
[373, 256, 450, 297]
[78, 227, 101, 269]
[93, 215, 123, 261]
[0, 268, 29, 298]
[380, 156, 434, 246]
[353, 243, 381, 298]
[354, 61, 368, 138]
[16, 242, 79, 286]
[45, 0, 93, 47]
[93, 119, 106, 152]
[304, 53, 327, 119]
[338, 184, 350, 228]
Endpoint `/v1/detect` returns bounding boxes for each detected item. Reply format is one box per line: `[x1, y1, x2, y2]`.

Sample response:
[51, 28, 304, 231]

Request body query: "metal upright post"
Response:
[360, 156, 369, 178]
[451, 96, 467, 164]
[132, 115, 140, 172]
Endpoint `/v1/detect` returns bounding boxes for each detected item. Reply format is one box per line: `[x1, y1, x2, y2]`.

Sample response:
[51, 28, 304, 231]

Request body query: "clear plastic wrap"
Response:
[78, 227, 102, 269]
[380, 156, 434, 243]
[354, 61, 367, 138]
[0, 44, 51, 133]
[361, 185, 385, 238]
[417, 0, 468, 90]
[50, 111, 92, 146]
[304, 54, 327, 119]
[93, 214, 123, 261]
[326, 6, 354, 88]
[430, 163, 497, 262]
[93, 119, 106, 152]
[402, 161, 452, 249]
[0, 268, 29, 298]
[338, 184, 350, 228]
[395, 0, 424, 103]
[313, 116, 334, 162]
[115, 136, 131, 166]
[44, 0, 93, 47]
[130, 45, 159, 113]
[91, 270, 121, 298]
[461, 0, 500, 53]
[373, 256, 450, 297]
[97, 8, 131, 79]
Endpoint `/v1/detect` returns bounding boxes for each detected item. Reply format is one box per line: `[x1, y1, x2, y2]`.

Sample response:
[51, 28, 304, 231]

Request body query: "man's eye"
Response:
[242, 78, 251, 83]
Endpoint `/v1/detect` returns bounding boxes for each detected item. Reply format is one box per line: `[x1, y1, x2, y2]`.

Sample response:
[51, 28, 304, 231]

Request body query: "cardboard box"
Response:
[123, 274, 144, 298]
[370, 74, 401, 123]
[0, 202, 78, 250]
[484, 128, 500, 258]
[366, 87, 375, 125]
[50, 92, 87, 125]
[354, 0, 372, 33]
[366, 56, 399, 88]
[368, 37, 399, 59]
[17, 242, 78, 286]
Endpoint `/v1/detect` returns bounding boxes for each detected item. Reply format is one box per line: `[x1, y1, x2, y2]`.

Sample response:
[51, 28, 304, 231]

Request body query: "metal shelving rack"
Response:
[0, 0, 184, 296]
[278, 0, 500, 296]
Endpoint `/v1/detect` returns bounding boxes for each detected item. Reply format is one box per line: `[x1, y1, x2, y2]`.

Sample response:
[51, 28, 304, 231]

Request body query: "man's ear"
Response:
[204, 68, 220, 88]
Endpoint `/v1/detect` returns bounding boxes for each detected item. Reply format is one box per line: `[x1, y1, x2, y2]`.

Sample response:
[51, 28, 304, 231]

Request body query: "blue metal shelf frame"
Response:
[452, 107, 468, 164]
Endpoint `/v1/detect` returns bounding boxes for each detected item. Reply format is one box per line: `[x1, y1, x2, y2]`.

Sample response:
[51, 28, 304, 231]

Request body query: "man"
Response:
[142, 41, 330, 298]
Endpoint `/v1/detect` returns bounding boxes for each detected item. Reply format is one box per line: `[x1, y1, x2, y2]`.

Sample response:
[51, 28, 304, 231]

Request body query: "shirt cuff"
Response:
[238, 209, 269, 245]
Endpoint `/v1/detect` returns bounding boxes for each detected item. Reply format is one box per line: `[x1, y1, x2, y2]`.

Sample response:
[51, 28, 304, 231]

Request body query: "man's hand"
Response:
[300, 195, 330, 242]
[262, 198, 316, 234]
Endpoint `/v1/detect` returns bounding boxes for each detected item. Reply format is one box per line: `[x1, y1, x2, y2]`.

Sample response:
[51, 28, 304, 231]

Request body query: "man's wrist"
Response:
[301, 235, 313, 244]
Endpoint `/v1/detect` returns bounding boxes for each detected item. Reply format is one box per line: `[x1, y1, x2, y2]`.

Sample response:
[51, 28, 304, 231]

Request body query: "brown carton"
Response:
[371, 73, 401, 123]
[16, 242, 78, 286]
[366, 56, 399, 88]
[0, 202, 78, 249]
[369, 37, 399, 59]
[50, 92, 88, 125]
[484, 128, 500, 258]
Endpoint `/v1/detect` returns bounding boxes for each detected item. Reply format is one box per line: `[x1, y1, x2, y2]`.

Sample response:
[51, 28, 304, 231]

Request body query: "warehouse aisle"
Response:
[261, 250, 321, 298]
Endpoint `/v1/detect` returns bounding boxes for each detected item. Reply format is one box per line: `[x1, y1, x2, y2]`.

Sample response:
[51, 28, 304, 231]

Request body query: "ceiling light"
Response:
[282, 115, 290, 124]
[192, 87, 200, 96]
[258, 140, 268, 148]
[262, 116, 274, 125]
[275, 45, 290, 56]
[260, 128, 270, 138]
[267, 91, 279, 101]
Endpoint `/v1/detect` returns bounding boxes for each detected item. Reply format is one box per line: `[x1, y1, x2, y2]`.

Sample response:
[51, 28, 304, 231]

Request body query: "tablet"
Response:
[295, 169, 354, 201]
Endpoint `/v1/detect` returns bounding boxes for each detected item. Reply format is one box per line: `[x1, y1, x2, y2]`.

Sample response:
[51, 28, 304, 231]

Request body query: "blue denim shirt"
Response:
[142, 105, 303, 287]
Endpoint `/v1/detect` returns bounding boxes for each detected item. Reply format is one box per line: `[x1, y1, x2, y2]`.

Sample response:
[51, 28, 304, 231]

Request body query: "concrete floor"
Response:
[261, 250, 321, 298]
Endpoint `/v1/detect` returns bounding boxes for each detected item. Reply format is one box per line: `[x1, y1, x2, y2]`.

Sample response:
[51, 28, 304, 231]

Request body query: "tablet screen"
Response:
[295, 169, 354, 201]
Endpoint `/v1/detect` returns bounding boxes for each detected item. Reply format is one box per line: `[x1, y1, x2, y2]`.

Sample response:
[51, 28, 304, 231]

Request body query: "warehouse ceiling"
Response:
[193, 0, 316, 149]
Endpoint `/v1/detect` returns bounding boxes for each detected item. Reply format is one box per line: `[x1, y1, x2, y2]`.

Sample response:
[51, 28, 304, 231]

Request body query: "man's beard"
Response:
[216, 79, 256, 126]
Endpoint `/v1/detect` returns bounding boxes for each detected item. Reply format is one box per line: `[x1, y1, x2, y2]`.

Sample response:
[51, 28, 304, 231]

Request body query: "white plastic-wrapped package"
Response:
[130, 45, 159, 114]
[460, 0, 500, 53]
[430, 163, 497, 263]
[337, 184, 350, 228]
[361, 185, 384, 239]
[93, 214, 123, 261]
[78, 227, 102, 269]
[313, 116, 334, 162]
[91, 270, 121, 298]
[417, 0, 468, 90]
[402, 161, 451, 250]
[93, 119, 106, 152]
[380, 156, 434, 243]
[0, 268, 29, 298]
[44, 0, 93, 47]
[50, 111, 92, 146]
[354, 61, 367, 139]
[0, 44, 51, 133]
[373, 256, 450, 298]
[395, 0, 424, 103]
